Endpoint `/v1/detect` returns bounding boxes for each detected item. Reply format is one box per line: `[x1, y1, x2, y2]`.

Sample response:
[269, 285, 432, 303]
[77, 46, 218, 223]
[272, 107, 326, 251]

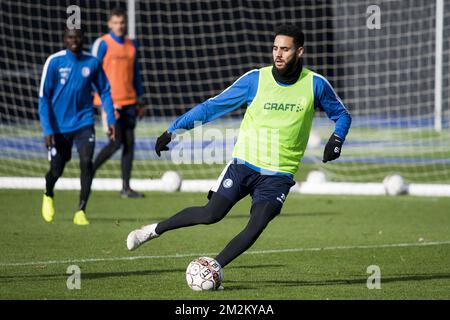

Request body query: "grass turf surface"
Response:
[0, 189, 449, 299]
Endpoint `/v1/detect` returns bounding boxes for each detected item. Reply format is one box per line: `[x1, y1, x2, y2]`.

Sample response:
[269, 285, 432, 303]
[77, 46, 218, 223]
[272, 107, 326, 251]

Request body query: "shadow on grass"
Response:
[228, 264, 284, 270]
[57, 217, 147, 223]
[117, 211, 341, 222]
[0, 264, 283, 284]
[0, 268, 185, 283]
[229, 212, 340, 219]
[87, 218, 147, 223]
[3, 270, 447, 292]
[225, 273, 450, 287]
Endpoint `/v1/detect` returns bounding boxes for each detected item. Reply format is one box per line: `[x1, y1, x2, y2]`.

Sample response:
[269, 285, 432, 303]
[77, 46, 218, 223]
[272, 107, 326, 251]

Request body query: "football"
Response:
[306, 170, 329, 183]
[185, 257, 223, 291]
[161, 170, 182, 192]
[383, 174, 408, 195]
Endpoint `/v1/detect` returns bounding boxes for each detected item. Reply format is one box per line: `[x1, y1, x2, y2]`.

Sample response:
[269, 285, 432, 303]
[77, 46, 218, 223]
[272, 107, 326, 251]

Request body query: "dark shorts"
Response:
[209, 160, 296, 208]
[52, 125, 95, 162]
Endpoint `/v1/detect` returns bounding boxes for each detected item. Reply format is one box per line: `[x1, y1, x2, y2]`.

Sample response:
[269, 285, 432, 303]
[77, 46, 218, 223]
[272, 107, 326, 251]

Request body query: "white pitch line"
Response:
[1, 240, 449, 268]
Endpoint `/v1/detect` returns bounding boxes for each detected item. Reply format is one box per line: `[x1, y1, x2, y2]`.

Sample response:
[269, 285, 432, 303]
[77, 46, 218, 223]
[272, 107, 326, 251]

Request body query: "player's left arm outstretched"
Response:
[313, 74, 352, 163]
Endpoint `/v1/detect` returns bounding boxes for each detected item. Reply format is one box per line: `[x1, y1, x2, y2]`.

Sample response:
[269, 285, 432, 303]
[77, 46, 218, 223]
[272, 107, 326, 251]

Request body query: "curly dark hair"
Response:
[274, 25, 304, 48]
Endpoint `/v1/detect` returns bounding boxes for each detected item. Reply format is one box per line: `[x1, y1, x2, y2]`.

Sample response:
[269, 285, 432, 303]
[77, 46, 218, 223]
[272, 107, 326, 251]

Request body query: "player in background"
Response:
[127, 25, 352, 280]
[91, 8, 145, 198]
[39, 27, 116, 225]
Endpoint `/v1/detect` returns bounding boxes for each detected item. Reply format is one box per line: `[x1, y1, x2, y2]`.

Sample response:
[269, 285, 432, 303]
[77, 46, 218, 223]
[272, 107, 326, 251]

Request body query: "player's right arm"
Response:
[155, 70, 258, 156]
[38, 55, 57, 147]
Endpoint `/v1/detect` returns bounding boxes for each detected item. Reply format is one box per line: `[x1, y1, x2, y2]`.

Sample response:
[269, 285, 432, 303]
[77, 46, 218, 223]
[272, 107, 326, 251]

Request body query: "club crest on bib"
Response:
[222, 178, 233, 189]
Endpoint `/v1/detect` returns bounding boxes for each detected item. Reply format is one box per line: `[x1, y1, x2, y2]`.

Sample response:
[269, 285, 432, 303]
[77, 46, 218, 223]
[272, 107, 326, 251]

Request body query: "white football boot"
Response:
[126, 223, 159, 251]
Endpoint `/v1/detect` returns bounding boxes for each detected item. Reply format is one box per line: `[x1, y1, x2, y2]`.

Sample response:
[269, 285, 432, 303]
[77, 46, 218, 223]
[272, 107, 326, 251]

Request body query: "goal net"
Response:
[0, 0, 449, 189]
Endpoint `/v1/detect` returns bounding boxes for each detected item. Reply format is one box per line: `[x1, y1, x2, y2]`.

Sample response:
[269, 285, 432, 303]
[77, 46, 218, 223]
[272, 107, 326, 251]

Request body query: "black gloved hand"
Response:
[322, 133, 343, 163]
[155, 131, 172, 157]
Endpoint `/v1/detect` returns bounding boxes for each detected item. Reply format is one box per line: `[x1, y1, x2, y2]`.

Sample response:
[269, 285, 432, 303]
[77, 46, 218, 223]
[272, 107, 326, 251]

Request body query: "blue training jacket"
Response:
[168, 68, 351, 140]
[38, 49, 115, 136]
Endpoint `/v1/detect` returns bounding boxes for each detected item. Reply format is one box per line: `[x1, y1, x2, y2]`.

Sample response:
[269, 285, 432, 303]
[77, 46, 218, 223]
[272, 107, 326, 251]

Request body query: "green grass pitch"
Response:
[0, 189, 449, 299]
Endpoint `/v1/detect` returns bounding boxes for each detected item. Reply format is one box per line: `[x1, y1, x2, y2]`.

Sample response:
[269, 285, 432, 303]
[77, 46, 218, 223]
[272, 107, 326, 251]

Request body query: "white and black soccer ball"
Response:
[383, 174, 408, 196]
[186, 257, 223, 291]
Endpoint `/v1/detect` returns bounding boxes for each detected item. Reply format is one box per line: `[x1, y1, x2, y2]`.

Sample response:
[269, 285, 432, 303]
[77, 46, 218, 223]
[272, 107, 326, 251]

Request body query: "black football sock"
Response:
[121, 127, 134, 190]
[45, 154, 66, 198]
[93, 123, 123, 174]
[155, 192, 234, 235]
[78, 146, 94, 212]
[214, 201, 281, 268]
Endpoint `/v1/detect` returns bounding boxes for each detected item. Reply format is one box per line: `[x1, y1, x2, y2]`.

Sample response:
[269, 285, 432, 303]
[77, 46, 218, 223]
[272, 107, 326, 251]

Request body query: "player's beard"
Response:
[272, 55, 303, 85]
